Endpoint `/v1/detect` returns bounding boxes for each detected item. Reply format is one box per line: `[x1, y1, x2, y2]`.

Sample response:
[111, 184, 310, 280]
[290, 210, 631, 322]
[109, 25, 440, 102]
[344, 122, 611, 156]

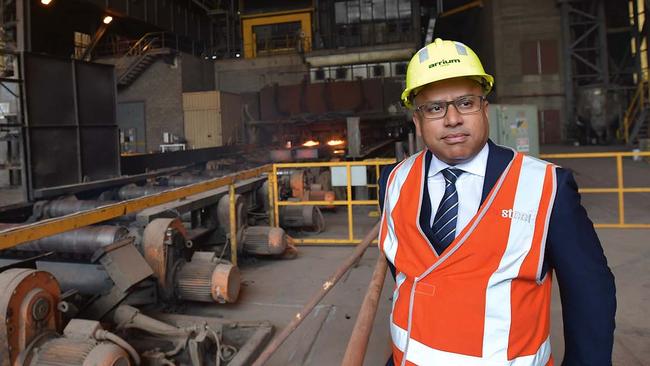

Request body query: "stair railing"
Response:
[124, 32, 164, 57]
[115, 33, 164, 72]
[621, 82, 643, 144]
[621, 69, 649, 144]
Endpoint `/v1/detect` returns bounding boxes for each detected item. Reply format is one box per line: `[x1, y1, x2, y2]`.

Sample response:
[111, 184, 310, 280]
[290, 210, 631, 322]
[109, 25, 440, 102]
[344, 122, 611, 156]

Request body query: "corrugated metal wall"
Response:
[258, 79, 401, 121]
[183, 92, 222, 149]
[220, 92, 243, 145]
[182, 91, 243, 148]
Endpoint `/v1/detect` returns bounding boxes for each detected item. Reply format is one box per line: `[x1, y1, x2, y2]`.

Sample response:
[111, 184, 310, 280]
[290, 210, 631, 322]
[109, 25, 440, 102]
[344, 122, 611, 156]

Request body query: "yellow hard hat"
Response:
[401, 38, 494, 108]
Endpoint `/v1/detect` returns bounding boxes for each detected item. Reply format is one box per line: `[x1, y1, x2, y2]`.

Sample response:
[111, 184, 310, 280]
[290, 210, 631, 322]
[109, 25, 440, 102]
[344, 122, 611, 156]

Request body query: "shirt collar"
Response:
[427, 143, 489, 178]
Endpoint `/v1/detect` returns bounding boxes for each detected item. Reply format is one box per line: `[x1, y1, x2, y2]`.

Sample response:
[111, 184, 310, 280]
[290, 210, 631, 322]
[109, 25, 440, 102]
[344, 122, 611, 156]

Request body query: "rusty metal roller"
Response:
[0, 268, 61, 365]
[11, 225, 131, 254]
[174, 252, 240, 304]
[40, 199, 119, 218]
[279, 205, 325, 232]
[241, 226, 288, 255]
[38, 199, 135, 222]
[308, 190, 337, 210]
[217, 193, 247, 236]
[117, 184, 168, 200]
[165, 175, 208, 187]
[26, 338, 131, 366]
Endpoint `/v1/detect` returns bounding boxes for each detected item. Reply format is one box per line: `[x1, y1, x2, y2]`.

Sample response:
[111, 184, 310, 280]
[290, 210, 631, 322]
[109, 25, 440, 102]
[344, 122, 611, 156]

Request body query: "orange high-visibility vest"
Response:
[380, 150, 557, 366]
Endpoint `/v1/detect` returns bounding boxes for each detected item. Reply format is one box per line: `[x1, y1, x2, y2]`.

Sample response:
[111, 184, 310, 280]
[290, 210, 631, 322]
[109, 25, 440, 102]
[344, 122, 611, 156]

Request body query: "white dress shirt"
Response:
[427, 143, 489, 232]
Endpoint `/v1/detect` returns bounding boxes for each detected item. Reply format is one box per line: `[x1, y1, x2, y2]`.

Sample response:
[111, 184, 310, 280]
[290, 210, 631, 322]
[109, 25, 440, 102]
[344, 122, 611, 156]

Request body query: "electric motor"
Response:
[241, 226, 288, 255]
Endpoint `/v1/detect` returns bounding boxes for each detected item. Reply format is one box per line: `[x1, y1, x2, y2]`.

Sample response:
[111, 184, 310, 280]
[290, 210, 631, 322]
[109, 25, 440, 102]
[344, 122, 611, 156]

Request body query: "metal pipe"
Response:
[439, 0, 483, 18]
[346, 165, 354, 241]
[229, 184, 238, 266]
[113, 305, 186, 337]
[251, 222, 380, 366]
[273, 165, 280, 227]
[0, 224, 129, 254]
[0, 259, 113, 294]
[341, 252, 388, 366]
[267, 176, 275, 225]
[616, 155, 625, 225]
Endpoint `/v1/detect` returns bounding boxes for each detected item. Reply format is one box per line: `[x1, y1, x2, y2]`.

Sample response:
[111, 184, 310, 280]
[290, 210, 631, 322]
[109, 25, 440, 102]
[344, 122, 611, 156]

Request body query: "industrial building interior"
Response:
[0, 0, 648, 365]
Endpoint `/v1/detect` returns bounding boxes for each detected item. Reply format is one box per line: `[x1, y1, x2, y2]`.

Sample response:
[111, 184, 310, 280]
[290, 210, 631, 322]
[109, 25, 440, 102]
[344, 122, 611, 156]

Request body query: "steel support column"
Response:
[558, 0, 610, 140]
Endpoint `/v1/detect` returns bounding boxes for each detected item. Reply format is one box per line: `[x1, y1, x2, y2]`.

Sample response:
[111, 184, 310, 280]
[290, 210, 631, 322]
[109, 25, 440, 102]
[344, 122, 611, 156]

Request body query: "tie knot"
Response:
[442, 168, 463, 184]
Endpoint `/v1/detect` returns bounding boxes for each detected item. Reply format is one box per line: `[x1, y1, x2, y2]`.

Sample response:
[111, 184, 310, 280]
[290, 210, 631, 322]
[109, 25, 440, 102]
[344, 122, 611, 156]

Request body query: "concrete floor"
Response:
[184, 227, 650, 366]
[182, 145, 650, 365]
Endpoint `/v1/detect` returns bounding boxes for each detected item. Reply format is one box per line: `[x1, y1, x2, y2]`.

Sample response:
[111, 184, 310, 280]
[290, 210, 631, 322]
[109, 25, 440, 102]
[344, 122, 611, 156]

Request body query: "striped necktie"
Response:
[432, 168, 464, 254]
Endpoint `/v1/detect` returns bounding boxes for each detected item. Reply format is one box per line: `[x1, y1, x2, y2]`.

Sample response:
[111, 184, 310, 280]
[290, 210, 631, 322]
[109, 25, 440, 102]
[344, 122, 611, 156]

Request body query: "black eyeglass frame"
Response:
[414, 95, 487, 120]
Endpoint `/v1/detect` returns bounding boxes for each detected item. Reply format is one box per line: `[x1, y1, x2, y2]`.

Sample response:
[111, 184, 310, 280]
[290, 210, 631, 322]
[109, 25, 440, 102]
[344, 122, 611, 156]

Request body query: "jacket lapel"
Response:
[481, 140, 515, 204]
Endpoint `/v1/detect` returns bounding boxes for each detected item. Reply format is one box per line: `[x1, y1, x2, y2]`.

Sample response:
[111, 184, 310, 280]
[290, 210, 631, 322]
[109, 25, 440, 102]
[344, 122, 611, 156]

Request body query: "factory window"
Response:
[253, 21, 303, 55]
[336, 0, 411, 24]
[315, 68, 326, 80]
[521, 39, 559, 75]
[74, 32, 91, 59]
[394, 62, 407, 76]
[332, 0, 412, 47]
[241, 0, 312, 15]
[373, 64, 385, 77]
[335, 67, 348, 79]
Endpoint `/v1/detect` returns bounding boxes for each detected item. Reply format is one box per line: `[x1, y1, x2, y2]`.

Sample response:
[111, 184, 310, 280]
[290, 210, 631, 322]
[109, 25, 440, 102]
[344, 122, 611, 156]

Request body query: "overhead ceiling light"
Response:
[41, 0, 52, 5]
[302, 140, 319, 147]
[211, 55, 217, 59]
[327, 139, 345, 146]
[103, 16, 113, 24]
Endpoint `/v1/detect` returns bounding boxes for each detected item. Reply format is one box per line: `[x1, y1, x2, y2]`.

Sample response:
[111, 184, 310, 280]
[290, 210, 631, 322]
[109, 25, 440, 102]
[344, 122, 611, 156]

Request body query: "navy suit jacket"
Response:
[378, 140, 616, 365]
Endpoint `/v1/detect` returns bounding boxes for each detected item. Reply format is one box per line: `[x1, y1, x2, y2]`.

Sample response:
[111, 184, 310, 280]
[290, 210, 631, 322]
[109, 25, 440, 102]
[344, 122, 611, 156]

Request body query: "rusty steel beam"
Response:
[341, 252, 388, 366]
[0, 165, 273, 249]
[251, 222, 380, 366]
[439, 0, 484, 18]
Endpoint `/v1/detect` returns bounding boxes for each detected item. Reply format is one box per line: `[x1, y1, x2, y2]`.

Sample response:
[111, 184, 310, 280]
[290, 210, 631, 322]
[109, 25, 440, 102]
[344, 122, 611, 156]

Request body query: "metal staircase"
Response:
[117, 53, 159, 88]
[114, 33, 173, 89]
[619, 0, 650, 145]
[622, 82, 650, 144]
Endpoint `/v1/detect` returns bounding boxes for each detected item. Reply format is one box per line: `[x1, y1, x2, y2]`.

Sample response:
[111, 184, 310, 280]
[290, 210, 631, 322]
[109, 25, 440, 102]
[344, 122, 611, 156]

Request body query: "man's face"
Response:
[412, 77, 489, 165]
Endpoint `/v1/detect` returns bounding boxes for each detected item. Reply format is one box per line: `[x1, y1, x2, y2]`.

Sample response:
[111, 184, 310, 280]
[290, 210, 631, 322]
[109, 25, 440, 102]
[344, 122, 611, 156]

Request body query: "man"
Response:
[378, 39, 616, 366]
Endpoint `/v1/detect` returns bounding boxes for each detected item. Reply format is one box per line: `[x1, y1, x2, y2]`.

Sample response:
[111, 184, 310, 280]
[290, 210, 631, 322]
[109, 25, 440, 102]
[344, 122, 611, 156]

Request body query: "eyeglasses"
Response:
[415, 95, 486, 120]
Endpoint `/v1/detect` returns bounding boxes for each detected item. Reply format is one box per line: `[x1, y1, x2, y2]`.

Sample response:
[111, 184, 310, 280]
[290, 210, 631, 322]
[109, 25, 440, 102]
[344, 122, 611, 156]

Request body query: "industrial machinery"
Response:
[0, 163, 325, 365]
[0, 267, 272, 365]
[0, 268, 134, 366]
[488, 104, 540, 157]
[142, 218, 242, 304]
[576, 86, 623, 144]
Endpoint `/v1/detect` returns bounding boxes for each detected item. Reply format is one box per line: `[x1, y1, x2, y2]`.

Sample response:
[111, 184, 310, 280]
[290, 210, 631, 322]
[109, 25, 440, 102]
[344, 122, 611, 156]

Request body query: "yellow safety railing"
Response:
[540, 151, 650, 228]
[272, 159, 395, 245]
